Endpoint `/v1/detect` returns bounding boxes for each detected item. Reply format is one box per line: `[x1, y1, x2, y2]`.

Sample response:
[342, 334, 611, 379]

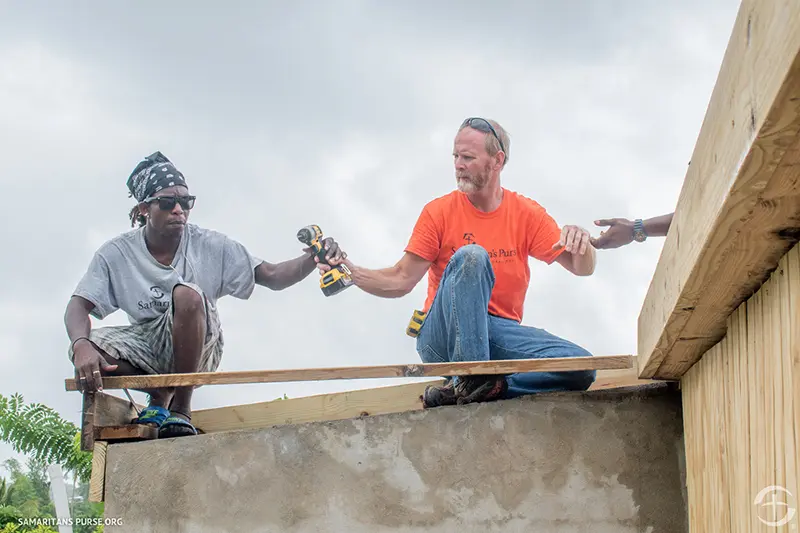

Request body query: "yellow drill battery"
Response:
[406, 309, 427, 338]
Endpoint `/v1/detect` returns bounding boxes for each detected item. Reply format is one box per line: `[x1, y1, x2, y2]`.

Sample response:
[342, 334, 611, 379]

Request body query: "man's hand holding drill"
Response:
[311, 238, 347, 273]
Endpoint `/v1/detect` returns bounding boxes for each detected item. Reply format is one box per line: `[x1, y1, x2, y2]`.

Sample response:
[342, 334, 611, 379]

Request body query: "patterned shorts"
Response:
[68, 282, 224, 376]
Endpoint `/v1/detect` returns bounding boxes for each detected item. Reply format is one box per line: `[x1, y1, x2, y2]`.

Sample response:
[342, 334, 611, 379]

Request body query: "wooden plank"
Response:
[720, 321, 733, 532]
[769, 269, 784, 517]
[88, 441, 107, 503]
[680, 368, 695, 530]
[64, 355, 632, 391]
[190, 363, 656, 435]
[637, 0, 800, 379]
[684, 353, 705, 531]
[80, 393, 95, 452]
[752, 287, 766, 533]
[736, 303, 752, 533]
[94, 392, 142, 426]
[787, 245, 800, 505]
[193, 380, 439, 433]
[726, 307, 743, 532]
[586, 366, 664, 390]
[95, 424, 158, 442]
[777, 255, 797, 531]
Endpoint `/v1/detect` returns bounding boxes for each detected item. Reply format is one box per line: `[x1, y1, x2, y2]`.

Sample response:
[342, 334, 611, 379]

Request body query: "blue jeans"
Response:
[415, 245, 596, 398]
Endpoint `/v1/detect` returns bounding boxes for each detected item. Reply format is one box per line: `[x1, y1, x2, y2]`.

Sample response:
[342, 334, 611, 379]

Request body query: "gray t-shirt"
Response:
[73, 224, 263, 324]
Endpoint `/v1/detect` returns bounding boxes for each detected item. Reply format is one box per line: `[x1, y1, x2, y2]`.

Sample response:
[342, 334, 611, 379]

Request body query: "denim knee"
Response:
[449, 244, 492, 276]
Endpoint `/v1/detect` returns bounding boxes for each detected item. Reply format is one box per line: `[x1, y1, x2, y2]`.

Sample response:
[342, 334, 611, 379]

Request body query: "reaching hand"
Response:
[552, 225, 591, 255]
[73, 339, 118, 392]
[590, 218, 634, 249]
[309, 237, 347, 274]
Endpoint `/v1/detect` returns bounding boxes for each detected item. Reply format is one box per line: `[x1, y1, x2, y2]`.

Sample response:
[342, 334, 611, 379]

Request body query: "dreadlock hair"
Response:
[129, 204, 147, 228]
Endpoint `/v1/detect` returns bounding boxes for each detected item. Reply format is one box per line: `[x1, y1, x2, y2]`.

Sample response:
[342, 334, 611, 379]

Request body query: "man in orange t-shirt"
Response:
[318, 118, 597, 407]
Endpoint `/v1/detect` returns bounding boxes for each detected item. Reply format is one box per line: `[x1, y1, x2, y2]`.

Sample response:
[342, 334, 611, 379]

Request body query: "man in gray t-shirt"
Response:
[65, 151, 346, 439]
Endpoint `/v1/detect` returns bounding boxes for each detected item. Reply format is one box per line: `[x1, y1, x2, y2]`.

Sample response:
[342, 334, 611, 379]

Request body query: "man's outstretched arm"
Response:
[255, 238, 344, 291]
[323, 252, 432, 298]
[553, 224, 596, 276]
[591, 212, 674, 249]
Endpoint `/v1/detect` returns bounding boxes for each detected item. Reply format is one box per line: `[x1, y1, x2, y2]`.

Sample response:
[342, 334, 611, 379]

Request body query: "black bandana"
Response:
[126, 151, 188, 202]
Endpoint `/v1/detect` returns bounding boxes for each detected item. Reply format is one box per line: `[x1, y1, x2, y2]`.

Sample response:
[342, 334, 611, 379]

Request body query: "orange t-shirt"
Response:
[404, 189, 564, 323]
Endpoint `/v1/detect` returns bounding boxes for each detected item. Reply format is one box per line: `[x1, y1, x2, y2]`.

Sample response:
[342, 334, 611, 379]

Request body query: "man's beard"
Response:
[456, 164, 491, 193]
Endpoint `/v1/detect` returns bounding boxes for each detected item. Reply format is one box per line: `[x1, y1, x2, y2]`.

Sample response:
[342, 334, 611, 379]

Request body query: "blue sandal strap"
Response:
[159, 416, 198, 435]
[132, 406, 170, 426]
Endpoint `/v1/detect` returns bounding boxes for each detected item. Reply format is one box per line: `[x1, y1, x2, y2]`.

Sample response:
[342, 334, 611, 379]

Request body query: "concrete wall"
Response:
[103, 384, 686, 533]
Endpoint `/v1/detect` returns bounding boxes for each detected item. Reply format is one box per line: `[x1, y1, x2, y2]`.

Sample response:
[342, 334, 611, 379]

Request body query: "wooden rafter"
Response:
[637, 0, 800, 379]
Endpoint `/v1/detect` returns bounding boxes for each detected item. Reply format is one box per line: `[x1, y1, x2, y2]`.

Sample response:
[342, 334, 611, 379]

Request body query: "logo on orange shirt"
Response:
[449, 233, 519, 263]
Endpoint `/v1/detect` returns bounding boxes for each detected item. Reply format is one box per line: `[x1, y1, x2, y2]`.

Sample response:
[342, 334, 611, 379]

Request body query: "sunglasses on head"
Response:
[461, 117, 506, 154]
[143, 195, 196, 211]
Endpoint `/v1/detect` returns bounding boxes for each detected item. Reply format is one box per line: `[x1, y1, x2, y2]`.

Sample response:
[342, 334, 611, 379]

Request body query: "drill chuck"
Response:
[296, 225, 321, 247]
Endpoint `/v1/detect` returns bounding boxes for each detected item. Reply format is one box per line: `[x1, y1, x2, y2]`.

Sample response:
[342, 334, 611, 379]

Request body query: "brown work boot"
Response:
[455, 375, 508, 405]
[421, 380, 457, 408]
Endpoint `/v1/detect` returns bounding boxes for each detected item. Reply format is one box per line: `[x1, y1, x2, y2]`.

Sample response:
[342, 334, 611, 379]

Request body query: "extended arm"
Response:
[642, 213, 673, 237]
[555, 244, 596, 276]
[254, 237, 343, 291]
[346, 252, 432, 298]
[591, 212, 674, 249]
[255, 253, 317, 290]
[551, 224, 596, 276]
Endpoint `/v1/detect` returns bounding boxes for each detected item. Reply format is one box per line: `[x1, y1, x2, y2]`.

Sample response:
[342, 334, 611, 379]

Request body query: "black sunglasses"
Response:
[143, 195, 196, 211]
[461, 117, 506, 154]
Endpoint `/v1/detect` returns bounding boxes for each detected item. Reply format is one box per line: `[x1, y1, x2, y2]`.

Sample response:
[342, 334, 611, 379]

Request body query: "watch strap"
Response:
[633, 219, 647, 242]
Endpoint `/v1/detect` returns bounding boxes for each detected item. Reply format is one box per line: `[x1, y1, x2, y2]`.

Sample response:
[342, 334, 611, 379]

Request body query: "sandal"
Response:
[158, 411, 198, 438]
[132, 405, 170, 427]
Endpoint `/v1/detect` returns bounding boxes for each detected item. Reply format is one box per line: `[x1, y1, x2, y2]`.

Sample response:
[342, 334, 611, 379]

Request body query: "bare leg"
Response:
[167, 285, 206, 423]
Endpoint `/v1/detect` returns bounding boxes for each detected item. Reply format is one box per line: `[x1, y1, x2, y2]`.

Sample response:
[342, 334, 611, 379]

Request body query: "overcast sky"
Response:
[0, 0, 741, 468]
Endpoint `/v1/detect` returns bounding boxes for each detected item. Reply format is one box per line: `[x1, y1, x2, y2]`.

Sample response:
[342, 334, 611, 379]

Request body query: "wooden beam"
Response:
[95, 424, 158, 442]
[190, 361, 659, 435]
[192, 380, 441, 433]
[589, 367, 664, 391]
[64, 355, 632, 391]
[637, 0, 800, 379]
[94, 392, 142, 426]
[88, 441, 107, 503]
[79, 392, 143, 451]
[80, 393, 95, 451]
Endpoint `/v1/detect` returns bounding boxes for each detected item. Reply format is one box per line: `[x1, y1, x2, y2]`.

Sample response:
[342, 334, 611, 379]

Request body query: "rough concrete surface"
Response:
[103, 384, 686, 533]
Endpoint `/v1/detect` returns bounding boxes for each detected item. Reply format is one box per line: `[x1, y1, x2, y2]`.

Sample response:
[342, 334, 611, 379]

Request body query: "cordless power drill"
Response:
[296, 224, 354, 297]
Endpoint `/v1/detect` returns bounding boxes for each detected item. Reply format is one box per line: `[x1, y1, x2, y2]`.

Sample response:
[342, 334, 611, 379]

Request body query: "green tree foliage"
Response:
[0, 478, 14, 507]
[0, 459, 104, 533]
[0, 395, 105, 532]
[1, 524, 59, 533]
[1, 460, 54, 523]
[0, 394, 92, 482]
